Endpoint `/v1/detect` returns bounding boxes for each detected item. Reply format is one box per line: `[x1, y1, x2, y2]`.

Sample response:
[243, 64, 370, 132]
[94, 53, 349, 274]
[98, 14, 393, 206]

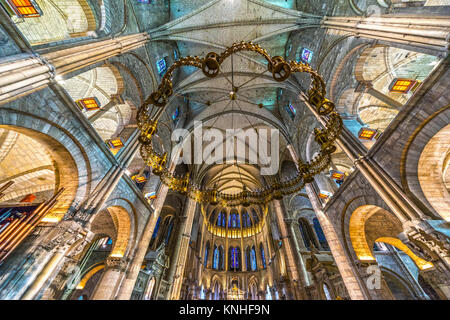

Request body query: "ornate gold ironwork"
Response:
[137, 41, 343, 207]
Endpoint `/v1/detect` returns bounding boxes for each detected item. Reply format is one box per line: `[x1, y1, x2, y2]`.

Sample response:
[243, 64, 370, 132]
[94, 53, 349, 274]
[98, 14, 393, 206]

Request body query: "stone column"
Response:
[272, 200, 305, 300]
[169, 198, 197, 300]
[115, 185, 170, 299]
[0, 33, 150, 105]
[322, 15, 450, 56]
[20, 247, 67, 300]
[0, 220, 87, 300]
[286, 218, 312, 287]
[287, 144, 367, 300]
[91, 257, 127, 300]
[116, 145, 182, 300]
[300, 92, 425, 224]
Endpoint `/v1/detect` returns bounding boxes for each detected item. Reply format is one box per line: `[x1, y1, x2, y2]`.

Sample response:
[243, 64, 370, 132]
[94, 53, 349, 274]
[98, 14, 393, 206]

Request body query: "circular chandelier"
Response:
[137, 41, 343, 207]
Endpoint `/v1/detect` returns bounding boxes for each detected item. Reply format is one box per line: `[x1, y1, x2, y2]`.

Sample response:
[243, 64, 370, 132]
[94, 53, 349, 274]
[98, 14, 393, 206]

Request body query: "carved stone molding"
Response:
[106, 256, 127, 272]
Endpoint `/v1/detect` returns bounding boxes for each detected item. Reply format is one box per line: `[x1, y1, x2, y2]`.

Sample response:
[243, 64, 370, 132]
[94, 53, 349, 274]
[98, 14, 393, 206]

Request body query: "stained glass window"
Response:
[204, 242, 210, 266]
[165, 219, 174, 244]
[245, 247, 251, 270]
[107, 138, 124, 150]
[260, 243, 266, 269]
[151, 217, 161, 239]
[358, 127, 379, 140]
[236, 214, 240, 228]
[156, 58, 167, 76]
[285, 103, 295, 120]
[219, 246, 224, 270]
[313, 218, 329, 250]
[250, 247, 257, 271]
[232, 213, 237, 228]
[298, 219, 311, 249]
[389, 78, 416, 93]
[230, 247, 239, 270]
[7, 0, 41, 17]
[76, 97, 101, 112]
[252, 210, 259, 223]
[222, 212, 226, 227]
[301, 48, 313, 64]
[213, 246, 219, 270]
[172, 107, 180, 124]
[217, 212, 222, 226]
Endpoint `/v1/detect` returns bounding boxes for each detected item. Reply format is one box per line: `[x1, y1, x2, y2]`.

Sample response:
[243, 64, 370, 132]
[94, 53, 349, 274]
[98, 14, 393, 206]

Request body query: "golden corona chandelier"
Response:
[137, 41, 343, 207]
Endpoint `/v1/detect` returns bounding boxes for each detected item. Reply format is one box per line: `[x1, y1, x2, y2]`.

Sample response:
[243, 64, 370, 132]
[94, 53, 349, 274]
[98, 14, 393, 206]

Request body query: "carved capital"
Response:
[40, 220, 88, 252]
[105, 256, 127, 271]
[403, 223, 450, 262]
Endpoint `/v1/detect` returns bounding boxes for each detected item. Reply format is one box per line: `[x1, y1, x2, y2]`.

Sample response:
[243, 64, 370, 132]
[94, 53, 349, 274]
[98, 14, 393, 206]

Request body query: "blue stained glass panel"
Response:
[260, 244, 266, 269]
[213, 247, 219, 269]
[156, 58, 167, 76]
[250, 248, 257, 271]
[152, 216, 161, 239]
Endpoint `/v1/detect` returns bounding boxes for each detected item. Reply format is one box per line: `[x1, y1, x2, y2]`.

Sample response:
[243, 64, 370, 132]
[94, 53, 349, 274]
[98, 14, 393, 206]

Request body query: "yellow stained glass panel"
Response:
[11, 0, 39, 16]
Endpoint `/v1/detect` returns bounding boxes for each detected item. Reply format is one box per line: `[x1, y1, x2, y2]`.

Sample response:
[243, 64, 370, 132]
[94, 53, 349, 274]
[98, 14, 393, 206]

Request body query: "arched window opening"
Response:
[251, 209, 259, 224]
[229, 246, 241, 271]
[204, 242, 210, 267]
[213, 245, 219, 270]
[219, 246, 225, 271]
[298, 218, 318, 250]
[260, 243, 266, 269]
[217, 212, 222, 226]
[313, 218, 329, 250]
[242, 211, 251, 227]
[172, 107, 180, 125]
[222, 212, 226, 227]
[165, 219, 174, 245]
[250, 246, 258, 271]
[151, 217, 161, 243]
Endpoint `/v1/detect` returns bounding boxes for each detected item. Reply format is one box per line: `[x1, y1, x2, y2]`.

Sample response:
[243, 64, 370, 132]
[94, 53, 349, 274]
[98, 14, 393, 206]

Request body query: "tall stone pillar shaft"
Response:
[287, 219, 311, 287]
[300, 93, 425, 223]
[91, 257, 127, 300]
[322, 15, 450, 56]
[287, 144, 367, 300]
[20, 248, 67, 300]
[115, 185, 169, 300]
[272, 200, 305, 300]
[169, 198, 197, 300]
[116, 148, 182, 300]
[0, 33, 150, 105]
